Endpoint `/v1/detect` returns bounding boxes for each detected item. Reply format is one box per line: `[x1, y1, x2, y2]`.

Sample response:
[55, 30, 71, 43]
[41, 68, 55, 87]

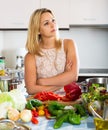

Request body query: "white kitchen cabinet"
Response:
[0, 0, 40, 29]
[41, 0, 70, 29]
[70, 0, 108, 25]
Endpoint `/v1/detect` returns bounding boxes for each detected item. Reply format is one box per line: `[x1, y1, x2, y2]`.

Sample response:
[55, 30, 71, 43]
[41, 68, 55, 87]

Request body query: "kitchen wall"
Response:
[60, 27, 108, 69]
[0, 27, 108, 69]
[0, 31, 4, 54]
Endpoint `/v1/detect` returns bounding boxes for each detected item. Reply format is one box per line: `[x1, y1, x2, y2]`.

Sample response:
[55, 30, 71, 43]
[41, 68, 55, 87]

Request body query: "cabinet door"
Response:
[70, 0, 108, 25]
[41, 0, 70, 29]
[0, 0, 40, 29]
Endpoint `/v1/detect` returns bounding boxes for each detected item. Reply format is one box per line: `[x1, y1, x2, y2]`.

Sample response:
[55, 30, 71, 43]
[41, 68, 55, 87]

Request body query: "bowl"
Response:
[86, 77, 108, 91]
[0, 118, 31, 130]
[94, 117, 108, 130]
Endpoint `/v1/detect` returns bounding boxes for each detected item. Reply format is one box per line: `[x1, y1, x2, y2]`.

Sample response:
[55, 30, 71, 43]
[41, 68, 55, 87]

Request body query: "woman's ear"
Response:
[38, 32, 40, 35]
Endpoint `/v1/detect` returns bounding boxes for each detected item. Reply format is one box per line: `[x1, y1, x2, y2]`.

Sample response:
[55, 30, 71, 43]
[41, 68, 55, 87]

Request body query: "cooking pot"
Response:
[86, 77, 108, 89]
[80, 77, 108, 92]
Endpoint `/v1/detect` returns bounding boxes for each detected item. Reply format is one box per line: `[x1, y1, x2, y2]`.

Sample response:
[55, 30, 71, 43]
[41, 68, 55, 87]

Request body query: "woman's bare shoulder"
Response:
[64, 38, 75, 44]
[25, 52, 35, 62]
[63, 39, 76, 50]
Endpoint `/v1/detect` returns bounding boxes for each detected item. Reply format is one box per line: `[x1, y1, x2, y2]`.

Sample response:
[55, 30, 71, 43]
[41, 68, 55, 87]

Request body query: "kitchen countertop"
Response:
[23, 116, 95, 130]
[79, 69, 108, 77]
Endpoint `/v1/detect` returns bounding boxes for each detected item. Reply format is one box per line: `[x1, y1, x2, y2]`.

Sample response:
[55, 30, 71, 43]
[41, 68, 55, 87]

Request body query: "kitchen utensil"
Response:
[0, 119, 20, 130]
[103, 99, 108, 120]
[0, 118, 31, 130]
[89, 105, 103, 119]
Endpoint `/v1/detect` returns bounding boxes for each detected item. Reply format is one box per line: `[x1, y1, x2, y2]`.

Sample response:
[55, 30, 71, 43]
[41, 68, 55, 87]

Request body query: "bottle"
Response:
[0, 56, 5, 70]
[16, 56, 22, 69]
[0, 56, 5, 76]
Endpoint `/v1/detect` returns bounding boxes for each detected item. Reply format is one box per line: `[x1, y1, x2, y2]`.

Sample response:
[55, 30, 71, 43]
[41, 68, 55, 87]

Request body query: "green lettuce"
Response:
[0, 92, 15, 107]
[9, 89, 27, 111]
[0, 89, 27, 118]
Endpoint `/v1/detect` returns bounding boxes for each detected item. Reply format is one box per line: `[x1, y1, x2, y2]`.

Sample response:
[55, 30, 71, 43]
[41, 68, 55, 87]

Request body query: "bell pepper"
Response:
[68, 113, 81, 125]
[38, 109, 45, 116]
[48, 101, 65, 116]
[34, 91, 61, 101]
[64, 82, 82, 101]
[73, 103, 87, 117]
[37, 105, 45, 110]
[53, 112, 69, 129]
[26, 99, 42, 110]
[44, 108, 56, 119]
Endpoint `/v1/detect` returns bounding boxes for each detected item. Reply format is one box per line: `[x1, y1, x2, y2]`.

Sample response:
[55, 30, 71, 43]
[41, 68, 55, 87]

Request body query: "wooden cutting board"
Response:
[26, 95, 82, 106]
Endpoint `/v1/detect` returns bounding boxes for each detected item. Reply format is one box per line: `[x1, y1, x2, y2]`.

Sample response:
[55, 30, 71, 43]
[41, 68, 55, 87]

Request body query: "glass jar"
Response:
[0, 76, 12, 92]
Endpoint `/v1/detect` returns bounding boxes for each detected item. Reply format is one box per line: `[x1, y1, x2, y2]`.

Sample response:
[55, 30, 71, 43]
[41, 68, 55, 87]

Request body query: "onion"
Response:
[20, 109, 32, 122]
[7, 107, 20, 121]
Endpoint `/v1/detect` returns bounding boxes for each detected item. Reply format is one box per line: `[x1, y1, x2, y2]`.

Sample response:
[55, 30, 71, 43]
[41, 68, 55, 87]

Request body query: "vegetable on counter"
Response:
[68, 110, 81, 125]
[32, 82, 82, 102]
[38, 109, 45, 116]
[44, 108, 56, 119]
[64, 82, 82, 101]
[26, 99, 42, 110]
[48, 101, 65, 116]
[20, 109, 32, 122]
[73, 103, 87, 117]
[31, 116, 39, 124]
[45, 101, 87, 129]
[7, 107, 20, 121]
[82, 83, 108, 103]
[53, 109, 81, 129]
[34, 91, 62, 101]
[53, 111, 69, 129]
[0, 89, 27, 118]
[31, 109, 39, 117]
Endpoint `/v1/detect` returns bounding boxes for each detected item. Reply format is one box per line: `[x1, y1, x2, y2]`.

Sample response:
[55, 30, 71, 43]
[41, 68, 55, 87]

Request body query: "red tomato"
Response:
[31, 109, 38, 117]
[31, 116, 38, 124]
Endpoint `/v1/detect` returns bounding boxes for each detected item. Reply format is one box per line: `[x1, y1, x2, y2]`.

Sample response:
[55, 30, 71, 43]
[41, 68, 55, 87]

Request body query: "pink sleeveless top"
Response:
[36, 40, 66, 79]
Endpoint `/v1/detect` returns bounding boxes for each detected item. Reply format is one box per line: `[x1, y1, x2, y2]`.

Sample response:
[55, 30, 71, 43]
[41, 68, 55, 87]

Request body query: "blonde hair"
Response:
[26, 8, 61, 56]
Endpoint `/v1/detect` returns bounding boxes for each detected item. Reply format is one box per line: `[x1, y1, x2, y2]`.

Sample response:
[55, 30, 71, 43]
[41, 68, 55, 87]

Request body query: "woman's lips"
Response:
[51, 29, 56, 32]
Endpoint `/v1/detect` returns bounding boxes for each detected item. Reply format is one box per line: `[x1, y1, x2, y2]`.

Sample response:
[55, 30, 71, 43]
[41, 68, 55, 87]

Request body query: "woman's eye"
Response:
[44, 22, 49, 26]
[52, 19, 55, 23]
[43, 19, 56, 26]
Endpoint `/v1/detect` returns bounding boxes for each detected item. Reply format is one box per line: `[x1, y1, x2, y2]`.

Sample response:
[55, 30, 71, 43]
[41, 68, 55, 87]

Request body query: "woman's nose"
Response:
[50, 21, 55, 27]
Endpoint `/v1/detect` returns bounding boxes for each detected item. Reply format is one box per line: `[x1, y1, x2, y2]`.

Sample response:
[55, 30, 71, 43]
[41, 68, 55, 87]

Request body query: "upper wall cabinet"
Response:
[41, 0, 70, 29]
[70, 0, 108, 25]
[0, 0, 40, 29]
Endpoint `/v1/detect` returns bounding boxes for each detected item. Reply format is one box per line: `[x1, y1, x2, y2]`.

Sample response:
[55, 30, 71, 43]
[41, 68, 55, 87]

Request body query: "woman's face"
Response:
[39, 12, 58, 38]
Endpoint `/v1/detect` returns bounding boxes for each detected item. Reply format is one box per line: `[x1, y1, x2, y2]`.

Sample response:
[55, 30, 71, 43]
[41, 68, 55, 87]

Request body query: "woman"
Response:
[24, 8, 79, 95]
